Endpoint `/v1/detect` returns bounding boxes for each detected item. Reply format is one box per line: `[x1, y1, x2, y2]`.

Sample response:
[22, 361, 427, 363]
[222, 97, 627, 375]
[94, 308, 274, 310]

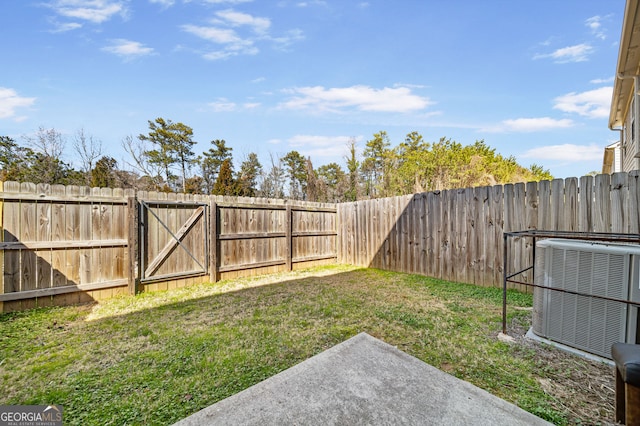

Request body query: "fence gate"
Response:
[138, 200, 209, 286]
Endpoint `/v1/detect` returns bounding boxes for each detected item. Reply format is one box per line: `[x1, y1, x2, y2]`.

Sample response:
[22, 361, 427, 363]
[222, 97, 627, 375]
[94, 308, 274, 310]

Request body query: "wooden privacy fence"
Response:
[0, 181, 134, 312]
[3, 172, 640, 311]
[338, 172, 640, 291]
[0, 181, 337, 312]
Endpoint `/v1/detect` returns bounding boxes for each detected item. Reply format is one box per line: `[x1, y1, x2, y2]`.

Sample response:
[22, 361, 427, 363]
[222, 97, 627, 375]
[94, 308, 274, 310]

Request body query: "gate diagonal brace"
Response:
[142, 203, 206, 278]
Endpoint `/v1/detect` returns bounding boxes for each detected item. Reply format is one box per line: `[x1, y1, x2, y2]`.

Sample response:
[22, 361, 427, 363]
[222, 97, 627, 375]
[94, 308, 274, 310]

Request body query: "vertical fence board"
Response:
[478, 186, 491, 286]
[417, 193, 426, 275]
[369, 199, 376, 267]
[578, 175, 594, 232]
[51, 185, 67, 289]
[399, 196, 408, 273]
[285, 205, 292, 270]
[593, 174, 611, 233]
[564, 178, 579, 232]
[550, 179, 563, 231]
[537, 180, 551, 231]
[465, 189, 475, 284]
[128, 197, 138, 293]
[630, 171, 640, 234]
[382, 199, 390, 269]
[490, 184, 504, 286]
[426, 191, 437, 277]
[611, 172, 628, 233]
[503, 184, 515, 289]
[4, 182, 21, 293]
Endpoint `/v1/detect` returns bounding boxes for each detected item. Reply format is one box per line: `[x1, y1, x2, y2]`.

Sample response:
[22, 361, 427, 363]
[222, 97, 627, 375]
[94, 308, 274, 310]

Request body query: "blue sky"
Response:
[0, 0, 626, 180]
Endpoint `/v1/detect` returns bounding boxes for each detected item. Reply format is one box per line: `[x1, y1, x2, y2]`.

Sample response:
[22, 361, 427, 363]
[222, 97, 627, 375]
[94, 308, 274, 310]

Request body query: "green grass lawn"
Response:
[0, 265, 613, 425]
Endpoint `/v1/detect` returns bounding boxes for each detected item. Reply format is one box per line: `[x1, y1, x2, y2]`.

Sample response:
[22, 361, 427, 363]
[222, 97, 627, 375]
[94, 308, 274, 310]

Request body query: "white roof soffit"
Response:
[610, 0, 640, 129]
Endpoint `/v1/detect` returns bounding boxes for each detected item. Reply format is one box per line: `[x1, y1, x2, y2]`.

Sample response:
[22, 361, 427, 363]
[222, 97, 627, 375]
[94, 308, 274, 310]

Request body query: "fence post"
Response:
[286, 204, 292, 271]
[127, 197, 139, 295]
[210, 200, 218, 282]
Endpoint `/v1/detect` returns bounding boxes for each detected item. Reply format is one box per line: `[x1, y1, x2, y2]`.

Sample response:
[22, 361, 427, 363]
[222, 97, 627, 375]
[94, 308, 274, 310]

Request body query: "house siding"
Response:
[622, 88, 640, 172]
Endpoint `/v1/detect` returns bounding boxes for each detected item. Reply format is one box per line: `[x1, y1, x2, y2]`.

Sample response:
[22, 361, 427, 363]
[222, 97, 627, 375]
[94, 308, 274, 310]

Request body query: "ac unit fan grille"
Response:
[533, 240, 631, 359]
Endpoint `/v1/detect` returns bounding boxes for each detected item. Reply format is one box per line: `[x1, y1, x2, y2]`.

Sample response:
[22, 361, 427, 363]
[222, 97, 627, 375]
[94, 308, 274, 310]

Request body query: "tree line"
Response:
[1, 118, 552, 202]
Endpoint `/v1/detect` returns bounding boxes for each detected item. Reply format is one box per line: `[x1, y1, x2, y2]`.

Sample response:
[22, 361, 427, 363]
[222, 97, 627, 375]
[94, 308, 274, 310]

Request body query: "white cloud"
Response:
[48, 0, 127, 24]
[534, 43, 594, 63]
[50, 21, 83, 32]
[102, 39, 155, 59]
[268, 28, 305, 50]
[590, 77, 614, 84]
[279, 85, 432, 113]
[586, 15, 606, 40]
[0, 87, 36, 120]
[183, 9, 302, 60]
[521, 144, 603, 161]
[182, 23, 258, 59]
[216, 9, 270, 34]
[482, 117, 574, 133]
[183, 24, 244, 44]
[553, 86, 612, 118]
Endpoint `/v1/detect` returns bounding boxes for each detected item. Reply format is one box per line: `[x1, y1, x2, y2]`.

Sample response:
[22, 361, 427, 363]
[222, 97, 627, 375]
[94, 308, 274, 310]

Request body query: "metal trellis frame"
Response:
[502, 230, 640, 335]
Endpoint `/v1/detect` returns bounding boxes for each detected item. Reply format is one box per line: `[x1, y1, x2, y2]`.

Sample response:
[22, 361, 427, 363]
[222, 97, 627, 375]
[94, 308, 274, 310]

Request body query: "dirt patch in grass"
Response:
[0, 265, 617, 425]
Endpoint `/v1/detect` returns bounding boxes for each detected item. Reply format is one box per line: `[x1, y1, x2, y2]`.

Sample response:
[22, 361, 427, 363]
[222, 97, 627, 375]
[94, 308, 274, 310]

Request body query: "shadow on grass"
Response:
[0, 267, 589, 425]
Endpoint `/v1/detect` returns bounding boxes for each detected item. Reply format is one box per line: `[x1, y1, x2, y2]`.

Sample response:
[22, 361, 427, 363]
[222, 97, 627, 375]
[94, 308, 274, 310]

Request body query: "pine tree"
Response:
[200, 139, 232, 194]
[236, 153, 262, 197]
[138, 118, 197, 192]
[91, 156, 118, 188]
[212, 159, 236, 195]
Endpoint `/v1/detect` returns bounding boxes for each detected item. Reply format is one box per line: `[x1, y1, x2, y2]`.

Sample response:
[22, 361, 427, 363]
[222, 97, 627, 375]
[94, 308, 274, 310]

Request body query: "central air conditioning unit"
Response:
[532, 239, 640, 359]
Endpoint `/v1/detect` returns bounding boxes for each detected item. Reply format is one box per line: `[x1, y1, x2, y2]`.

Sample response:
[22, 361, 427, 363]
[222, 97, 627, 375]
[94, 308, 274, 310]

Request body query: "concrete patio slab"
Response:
[174, 332, 551, 425]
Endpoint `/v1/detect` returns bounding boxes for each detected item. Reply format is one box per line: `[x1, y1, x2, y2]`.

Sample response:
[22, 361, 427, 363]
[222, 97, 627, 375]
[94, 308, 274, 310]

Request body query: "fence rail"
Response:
[0, 182, 337, 312]
[338, 172, 640, 291]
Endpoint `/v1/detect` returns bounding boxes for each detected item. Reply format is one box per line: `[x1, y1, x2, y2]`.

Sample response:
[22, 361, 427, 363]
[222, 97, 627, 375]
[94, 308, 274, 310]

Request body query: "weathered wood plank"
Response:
[0, 279, 129, 302]
[564, 177, 579, 232]
[127, 198, 139, 294]
[537, 180, 551, 231]
[50, 185, 66, 288]
[477, 186, 489, 286]
[513, 183, 526, 289]
[593, 174, 611, 233]
[503, 184, 516, 289]
[578, 175, 594, 232]
[490, 184, 504, 287]
[285, 205, 292, 271]
[629, 171, 640, 234]
[462, 188, 473, 285]
[3, 182, 21, 293]
[610, 172, 628, 233]
[416, 193, 426, 275]
[210, 201, 218, 282]
[550, 179, 564, 231]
